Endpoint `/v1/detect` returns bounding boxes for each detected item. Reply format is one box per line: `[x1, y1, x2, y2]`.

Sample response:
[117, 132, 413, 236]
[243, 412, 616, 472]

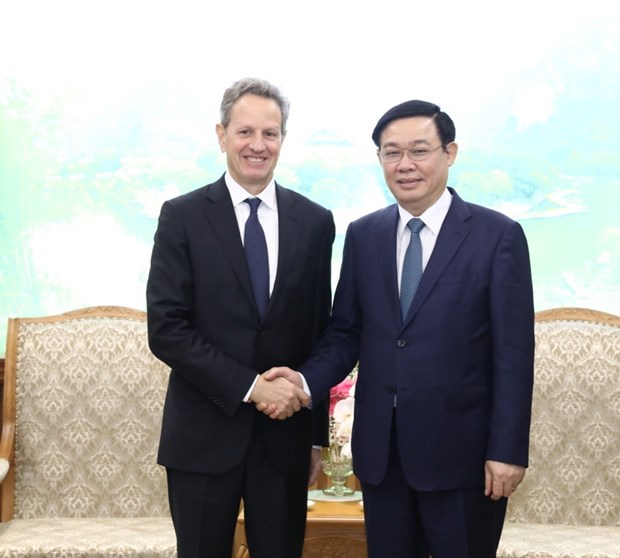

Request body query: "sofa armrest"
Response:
[0, 458, 8, 483]
[0, 417, 14, 485]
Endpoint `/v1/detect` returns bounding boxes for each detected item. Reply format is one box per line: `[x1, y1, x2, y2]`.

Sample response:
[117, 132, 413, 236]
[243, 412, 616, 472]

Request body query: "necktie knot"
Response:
[245, 197, 261, 214]
[407, 218, 425, 235]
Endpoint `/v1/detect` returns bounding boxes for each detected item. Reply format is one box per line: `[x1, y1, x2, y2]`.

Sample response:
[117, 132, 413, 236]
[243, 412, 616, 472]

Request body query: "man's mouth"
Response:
[398, 177, 421, 185]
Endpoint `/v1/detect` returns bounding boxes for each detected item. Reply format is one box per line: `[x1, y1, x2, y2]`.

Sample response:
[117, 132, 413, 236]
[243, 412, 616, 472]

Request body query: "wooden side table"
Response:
[233, 498, 366, 558]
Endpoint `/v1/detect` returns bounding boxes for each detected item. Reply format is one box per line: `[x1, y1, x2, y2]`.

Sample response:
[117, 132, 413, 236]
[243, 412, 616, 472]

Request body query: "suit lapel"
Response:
[271, 184, 300, 312]
[405, 189, 472, 324]
[202, 177, 256, 311]
[373, 205, 402, 326]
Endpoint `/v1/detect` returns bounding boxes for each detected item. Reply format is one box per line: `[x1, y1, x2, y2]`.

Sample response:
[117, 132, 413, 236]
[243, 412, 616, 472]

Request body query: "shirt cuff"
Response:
[243, 375, 259, 403]
[300, 373, 311, 399]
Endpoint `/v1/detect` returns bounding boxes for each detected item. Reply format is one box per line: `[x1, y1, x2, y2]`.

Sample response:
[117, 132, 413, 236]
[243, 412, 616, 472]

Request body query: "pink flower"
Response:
[325, 367, 358, 461]
[329, 376, 356, 415]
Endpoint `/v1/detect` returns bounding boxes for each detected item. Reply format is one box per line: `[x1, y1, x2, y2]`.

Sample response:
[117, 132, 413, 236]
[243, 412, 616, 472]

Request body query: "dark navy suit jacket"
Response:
[300, 187, 535, 490]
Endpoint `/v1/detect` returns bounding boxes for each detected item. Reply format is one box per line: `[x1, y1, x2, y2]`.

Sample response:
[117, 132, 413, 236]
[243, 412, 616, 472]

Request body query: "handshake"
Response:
[250, 367, 309, 420]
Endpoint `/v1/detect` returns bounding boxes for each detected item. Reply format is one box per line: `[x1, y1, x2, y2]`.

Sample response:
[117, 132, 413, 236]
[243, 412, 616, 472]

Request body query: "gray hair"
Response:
[220, 78, 290, 135]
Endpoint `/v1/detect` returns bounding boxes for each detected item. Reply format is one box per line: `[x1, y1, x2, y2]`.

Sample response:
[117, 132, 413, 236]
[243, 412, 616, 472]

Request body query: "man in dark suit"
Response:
[263, 100, 535, 557]
[146, 78, 334, 558]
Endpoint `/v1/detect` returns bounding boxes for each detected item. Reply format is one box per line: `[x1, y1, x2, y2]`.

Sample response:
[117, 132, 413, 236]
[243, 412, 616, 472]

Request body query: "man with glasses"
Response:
[262, 99, 535, 557]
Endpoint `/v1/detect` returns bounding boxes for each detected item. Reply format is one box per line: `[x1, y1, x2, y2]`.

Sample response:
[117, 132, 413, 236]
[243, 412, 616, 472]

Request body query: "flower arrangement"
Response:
[321, 365, 358, 496]
[326, 365, 358, 462]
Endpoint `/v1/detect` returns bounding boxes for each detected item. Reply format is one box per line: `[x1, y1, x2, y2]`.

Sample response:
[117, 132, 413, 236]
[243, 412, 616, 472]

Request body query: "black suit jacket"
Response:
[147, 175, 334, 475]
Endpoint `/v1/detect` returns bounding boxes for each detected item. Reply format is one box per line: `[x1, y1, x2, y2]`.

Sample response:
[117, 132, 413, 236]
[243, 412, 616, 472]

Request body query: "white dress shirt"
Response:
[225, 173, 279, 295]
[396, 188, 453, 295]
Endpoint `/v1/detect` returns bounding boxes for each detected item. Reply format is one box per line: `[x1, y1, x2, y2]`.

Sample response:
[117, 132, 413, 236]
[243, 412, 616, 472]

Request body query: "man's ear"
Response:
[446, 142, 459, 166]
[215, 123, 226, 152]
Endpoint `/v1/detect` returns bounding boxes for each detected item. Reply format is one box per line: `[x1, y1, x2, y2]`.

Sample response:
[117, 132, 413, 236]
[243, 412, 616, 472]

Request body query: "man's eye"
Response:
[411, 149, 429, 156]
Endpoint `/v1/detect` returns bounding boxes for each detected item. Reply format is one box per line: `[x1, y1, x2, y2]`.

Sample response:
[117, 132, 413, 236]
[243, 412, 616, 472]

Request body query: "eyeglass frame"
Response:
[377, 143, 450, 164]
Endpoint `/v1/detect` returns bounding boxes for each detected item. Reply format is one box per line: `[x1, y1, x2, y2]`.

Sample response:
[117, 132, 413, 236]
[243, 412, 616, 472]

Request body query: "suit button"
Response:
[385, 386, 394, 394]
[397, 339, 406, 348]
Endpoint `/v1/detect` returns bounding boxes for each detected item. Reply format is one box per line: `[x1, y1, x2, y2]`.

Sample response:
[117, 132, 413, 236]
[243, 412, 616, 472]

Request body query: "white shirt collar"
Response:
[397, 188, 453, 238]
[224, 173, 277, 211]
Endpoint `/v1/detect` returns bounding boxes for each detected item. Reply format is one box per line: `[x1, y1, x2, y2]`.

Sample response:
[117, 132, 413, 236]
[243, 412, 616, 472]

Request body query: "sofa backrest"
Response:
[506, 307, 620, 526]
[1, 306, 171, 520]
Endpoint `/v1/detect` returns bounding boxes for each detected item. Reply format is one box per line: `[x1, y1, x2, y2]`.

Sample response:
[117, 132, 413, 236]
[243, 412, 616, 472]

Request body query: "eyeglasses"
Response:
[378, 144, 444, 164]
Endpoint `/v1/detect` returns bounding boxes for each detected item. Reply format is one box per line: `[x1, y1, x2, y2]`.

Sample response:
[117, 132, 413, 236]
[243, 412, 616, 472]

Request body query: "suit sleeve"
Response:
[301, 223, 363, 403]
[487, 221, 535, 466]
[309, 210, 336, 447]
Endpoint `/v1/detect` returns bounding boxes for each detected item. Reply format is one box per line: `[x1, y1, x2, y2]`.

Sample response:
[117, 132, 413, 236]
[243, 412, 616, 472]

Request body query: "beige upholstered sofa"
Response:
[498, 307, 620, 558]
[0, 306, 176, 557]
[1, 306, 618, 557]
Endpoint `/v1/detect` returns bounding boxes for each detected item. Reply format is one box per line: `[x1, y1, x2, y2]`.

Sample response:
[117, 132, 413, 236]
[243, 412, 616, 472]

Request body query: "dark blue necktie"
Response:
[400, 218, 425, 321]
[244, 198, 269, 318]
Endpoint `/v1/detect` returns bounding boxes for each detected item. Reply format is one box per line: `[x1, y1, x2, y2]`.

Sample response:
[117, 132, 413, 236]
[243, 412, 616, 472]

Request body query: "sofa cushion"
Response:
[10, 313, 171, 519]
[498, 522, 620, 558]
[0, 517, 176, 557]
[506, 315, 620, 527]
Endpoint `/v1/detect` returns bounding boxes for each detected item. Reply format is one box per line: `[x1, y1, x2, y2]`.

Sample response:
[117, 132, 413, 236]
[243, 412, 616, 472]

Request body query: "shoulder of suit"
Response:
[449, 187, 517, 227]
[461, 199, 518, 227]
[276, 183, 332, 216]
[164, 177, 225, 208]
[349, 204, 397, 228]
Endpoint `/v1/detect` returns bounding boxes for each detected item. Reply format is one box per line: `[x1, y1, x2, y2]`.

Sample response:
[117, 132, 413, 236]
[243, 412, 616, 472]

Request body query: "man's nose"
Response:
[249, 133, 265, 151]
[397, 151, 416, 169]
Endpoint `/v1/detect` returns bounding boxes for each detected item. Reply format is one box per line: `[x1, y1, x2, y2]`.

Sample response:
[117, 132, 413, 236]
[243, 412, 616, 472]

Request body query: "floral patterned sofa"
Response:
[1, 306, 618, 557]
[0, 306, 176, 557]
[498, 307, 620, 558]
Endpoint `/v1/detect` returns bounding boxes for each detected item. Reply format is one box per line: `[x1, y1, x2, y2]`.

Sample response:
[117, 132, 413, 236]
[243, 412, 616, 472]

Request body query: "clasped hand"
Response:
[250, 367, 306, 420]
